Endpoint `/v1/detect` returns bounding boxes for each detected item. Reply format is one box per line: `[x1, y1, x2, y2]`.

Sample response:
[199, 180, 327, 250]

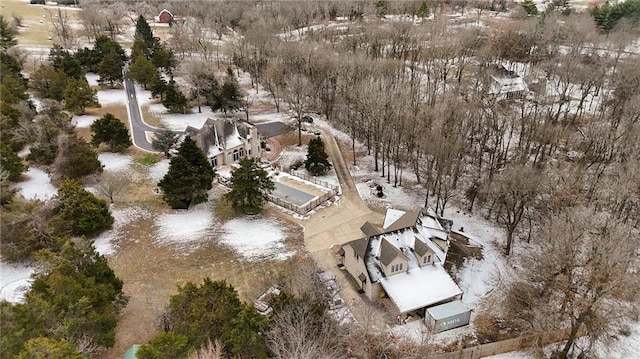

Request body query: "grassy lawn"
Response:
[141, 104, 163, 127]
[100, 194, 306, 358]
[4, 0, 80, 47]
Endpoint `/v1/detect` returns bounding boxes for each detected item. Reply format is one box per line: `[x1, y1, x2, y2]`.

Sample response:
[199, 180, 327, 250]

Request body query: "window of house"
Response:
[391, 263, 403, 272]
[424, 254, 431, 264]
[211, 157, 217, 167]
[354, 252, 359, 262]
[239, 148, 245, 158]
[232, 149, 240, 161]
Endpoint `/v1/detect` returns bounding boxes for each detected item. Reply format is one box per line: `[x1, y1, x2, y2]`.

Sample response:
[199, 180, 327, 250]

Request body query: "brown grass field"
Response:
[3, 0, 80, 46]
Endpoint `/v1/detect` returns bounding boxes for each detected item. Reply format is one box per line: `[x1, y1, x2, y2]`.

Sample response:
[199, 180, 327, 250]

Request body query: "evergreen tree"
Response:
[0, 15, 17, 50]
[30, 65, 69, 101]
[210, 68, 243, 114]
[49, 45, 83, 79]
[97, 49, 124, 88]
[0, 142, 25, 181]
[134, 15, 157, 51]
[17, 338, 87, 359]
[375, 0, 388, 17]
[130, 37, 150, 61]
[158, 137, 214, 208]
[151, 43, 177, 73]
[128, 54, 156, 89]
[151, 128, 179, 158]
[416, 0, 430, 18]
[225, 157, 274, 214]
[0, 72, 28, 105]
[521, 0, 539, 15]
[53, 180, 114, 236]
[149, 69, 166, 99]
[58, 134, 102, 179]
[63, 77, 99, 115]
[304, 137, 331, 176]
[136, 333, 192, 359]
[162, 79, 188, 114]
[90, 113, 132, 152]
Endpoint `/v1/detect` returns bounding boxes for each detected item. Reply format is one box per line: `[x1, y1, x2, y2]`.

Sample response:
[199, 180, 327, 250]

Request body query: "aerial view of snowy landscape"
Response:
[1, 0, 639, 358]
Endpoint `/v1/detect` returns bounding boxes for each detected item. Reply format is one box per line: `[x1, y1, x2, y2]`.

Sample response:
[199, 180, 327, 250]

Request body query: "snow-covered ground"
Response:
[85, 72, 100, 87]
[93, 206, 152, 256]
[98, 152, 133, 172]
[72, 114, 99, 128]
[219, 217, 294, 261]
[154, 204, 217, 251]
[148, 104, 215, 131]
[14, 167, 57, 201]
[0, 261, 35, 304]
[148, 159, 170, 183]
[97, 88, 127, 105]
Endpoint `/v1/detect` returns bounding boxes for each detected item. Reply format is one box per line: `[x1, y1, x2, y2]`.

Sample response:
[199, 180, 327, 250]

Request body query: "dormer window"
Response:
[424, 254, 431, 264]
[391, 263, 403, 272]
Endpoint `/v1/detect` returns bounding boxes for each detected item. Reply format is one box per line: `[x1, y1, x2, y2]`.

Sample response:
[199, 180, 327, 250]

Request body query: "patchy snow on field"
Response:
[97, 89, 127, 105]
[219, 217, 293, 261]
[134, 85, 155, 107]
[148, 159, 170, 183]
[0, 261, 35, 304]
[72, 114, 99, 128]
[148, 104, 215, 131]
[93, 206, 152, 256]
[154, 204, 217, 249]
[98, 152, 133, 172]
[15, 167, 57, 201]
[85, 72, 100, 87]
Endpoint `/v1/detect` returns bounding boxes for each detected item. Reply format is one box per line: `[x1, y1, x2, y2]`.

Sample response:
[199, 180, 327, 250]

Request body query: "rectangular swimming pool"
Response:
[272, 182, 316, 206]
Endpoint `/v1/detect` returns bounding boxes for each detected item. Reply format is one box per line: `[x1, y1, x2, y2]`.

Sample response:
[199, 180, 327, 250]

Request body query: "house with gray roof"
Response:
[185, 118, 261, 168]
[340, 207, 464, 319]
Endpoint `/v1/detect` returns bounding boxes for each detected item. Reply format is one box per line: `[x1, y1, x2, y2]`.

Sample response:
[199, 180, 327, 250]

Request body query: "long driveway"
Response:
[296, 129, 383, 254]
[123, 67, 160, 152]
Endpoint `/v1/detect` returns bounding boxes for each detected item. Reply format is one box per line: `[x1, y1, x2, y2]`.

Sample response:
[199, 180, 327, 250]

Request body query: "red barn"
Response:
[158, 9, 174, 25]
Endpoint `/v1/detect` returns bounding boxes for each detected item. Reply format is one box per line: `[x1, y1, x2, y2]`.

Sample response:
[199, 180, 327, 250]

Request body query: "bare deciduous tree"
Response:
[97, 170, 131, 203]
[503, 207, 640, 358]
[48, 8, 74, 48]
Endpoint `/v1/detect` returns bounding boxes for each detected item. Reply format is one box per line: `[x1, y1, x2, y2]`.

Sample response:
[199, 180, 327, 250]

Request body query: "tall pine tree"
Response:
[158, 137, 214, 209]
[304, 137, 331, 176]
[225, 157, 274, 214]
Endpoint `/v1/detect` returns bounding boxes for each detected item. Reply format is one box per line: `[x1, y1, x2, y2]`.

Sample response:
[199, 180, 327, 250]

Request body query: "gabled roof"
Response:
[384, 210, 421, 233]
[344, 238, 368, 259]
[414, 237, 430, 257]
[379, 263, 462, 313]
[185, 118, 253, 157]
[361, 221, 381, 237]
[379, 238, 407, 266]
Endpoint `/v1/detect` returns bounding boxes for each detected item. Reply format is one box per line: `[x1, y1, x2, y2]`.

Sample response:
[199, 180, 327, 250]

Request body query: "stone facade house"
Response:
[185, 118, 261, 168]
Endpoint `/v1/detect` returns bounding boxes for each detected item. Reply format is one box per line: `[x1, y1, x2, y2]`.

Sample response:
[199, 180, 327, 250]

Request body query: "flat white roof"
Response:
[426, 300, 470, 320]
[379, 263, 462, 314]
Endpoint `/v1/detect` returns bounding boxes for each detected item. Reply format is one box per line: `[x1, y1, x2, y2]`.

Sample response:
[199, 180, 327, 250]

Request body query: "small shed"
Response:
[123, 344, 139, 359]
[425, 300, 471, 333]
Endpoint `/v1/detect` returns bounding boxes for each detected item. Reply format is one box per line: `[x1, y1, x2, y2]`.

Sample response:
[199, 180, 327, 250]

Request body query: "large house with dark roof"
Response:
[340, 208, 464, 318]
[185, 118, 261, 168]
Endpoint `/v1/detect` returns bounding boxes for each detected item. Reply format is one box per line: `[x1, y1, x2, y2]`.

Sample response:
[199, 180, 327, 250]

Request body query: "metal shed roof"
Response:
[426, 300, 470, 320]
